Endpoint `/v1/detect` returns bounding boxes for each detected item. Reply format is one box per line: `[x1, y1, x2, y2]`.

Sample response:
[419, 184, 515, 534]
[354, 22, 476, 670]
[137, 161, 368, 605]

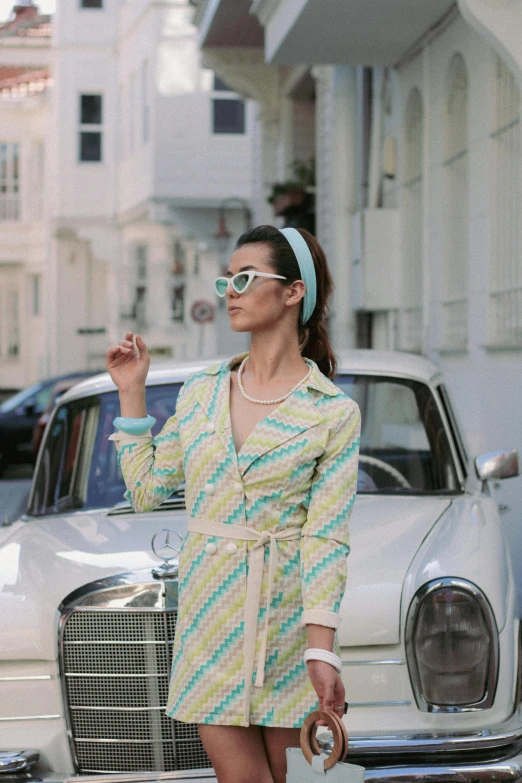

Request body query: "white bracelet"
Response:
[304, 648, 342, 674]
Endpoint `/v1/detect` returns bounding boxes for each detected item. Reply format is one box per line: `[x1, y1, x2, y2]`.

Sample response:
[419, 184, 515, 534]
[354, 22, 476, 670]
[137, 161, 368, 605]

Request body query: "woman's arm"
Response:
[300, 399, 361, 627]
[106, 333, 185, 512]
[301, 399, 361, 714]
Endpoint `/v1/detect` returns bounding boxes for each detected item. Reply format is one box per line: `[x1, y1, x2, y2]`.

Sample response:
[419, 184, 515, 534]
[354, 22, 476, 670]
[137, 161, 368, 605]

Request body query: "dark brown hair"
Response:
[235, 225, 337, 379]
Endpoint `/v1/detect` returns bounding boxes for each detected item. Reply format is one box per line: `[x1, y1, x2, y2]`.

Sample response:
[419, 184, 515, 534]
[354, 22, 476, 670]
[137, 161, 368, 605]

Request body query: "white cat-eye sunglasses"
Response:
[214, 270, 287, 297]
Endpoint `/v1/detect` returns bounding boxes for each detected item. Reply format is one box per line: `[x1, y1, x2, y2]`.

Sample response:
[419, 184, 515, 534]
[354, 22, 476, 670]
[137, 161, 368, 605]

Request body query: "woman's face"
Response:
[224, 243, 297, 333]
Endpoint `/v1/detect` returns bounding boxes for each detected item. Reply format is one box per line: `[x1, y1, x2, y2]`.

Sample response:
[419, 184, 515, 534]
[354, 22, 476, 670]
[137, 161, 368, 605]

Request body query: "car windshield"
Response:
[28, 374, 461, 517]
[29, 384, 183, 516]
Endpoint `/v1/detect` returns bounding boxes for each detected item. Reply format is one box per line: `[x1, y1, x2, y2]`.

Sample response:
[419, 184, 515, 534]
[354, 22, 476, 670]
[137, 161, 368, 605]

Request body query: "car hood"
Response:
[0, 495, 451, 659]
[338, 494, 452, 646]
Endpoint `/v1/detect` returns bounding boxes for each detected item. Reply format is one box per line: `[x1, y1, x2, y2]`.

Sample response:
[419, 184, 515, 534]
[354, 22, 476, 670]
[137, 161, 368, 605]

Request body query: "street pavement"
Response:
[0, 464, 33, 525]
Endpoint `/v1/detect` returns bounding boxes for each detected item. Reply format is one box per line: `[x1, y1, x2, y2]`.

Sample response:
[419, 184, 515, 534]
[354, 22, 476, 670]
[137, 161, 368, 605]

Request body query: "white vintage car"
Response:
[1, 350, 521, 783]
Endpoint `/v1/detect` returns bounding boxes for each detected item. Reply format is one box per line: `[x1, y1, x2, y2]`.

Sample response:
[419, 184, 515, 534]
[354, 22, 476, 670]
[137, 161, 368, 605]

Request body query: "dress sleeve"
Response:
[109, 390, 186, 513]
[300, 398, 361, 628]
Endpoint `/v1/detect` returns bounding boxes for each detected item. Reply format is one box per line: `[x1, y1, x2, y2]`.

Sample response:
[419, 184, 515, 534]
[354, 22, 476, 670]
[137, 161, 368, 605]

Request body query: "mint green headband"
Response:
[279, 227, 317, 324]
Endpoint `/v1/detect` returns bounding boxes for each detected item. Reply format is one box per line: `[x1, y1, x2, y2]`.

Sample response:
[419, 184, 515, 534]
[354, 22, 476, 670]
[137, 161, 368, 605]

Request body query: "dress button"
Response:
[203, 483, 216, 495]
[234, 482, 243, 493]
[205, 542, 217, 555]
[205, 423, 215, 434]
[226, 542, 238, 555]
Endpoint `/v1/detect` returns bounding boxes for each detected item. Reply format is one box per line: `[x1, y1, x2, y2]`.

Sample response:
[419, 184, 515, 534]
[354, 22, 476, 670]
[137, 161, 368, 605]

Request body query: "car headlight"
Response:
[406, 578, 499, 712]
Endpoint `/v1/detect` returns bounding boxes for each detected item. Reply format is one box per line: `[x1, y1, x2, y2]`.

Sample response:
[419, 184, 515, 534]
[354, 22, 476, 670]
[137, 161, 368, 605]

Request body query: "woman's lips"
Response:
[228, 306, 241, 315]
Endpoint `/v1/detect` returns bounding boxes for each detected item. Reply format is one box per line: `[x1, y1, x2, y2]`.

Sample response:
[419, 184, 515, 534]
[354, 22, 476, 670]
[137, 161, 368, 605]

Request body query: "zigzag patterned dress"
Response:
[112, 353, 360, 728]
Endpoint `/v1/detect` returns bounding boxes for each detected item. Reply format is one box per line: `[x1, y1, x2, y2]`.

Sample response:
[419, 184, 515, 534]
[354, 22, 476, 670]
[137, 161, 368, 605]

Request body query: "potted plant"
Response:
[267, 158, 315, 217]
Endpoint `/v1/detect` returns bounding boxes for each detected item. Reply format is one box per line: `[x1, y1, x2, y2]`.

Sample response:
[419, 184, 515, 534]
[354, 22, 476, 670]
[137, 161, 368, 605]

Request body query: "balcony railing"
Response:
[441, 298, 468, 351]
[489, 287, 522, 347]
[399, 306, 423, 353]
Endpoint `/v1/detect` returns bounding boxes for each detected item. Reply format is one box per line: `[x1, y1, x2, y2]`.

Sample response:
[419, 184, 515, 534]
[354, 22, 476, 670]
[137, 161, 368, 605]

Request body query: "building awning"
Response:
[196, 0, 456, 65]
[196, 0, 263, 49]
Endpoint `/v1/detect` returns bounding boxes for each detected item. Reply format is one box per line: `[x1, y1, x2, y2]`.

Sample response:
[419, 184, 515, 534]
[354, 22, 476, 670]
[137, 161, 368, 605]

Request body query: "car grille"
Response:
[60, 608, 212, 774]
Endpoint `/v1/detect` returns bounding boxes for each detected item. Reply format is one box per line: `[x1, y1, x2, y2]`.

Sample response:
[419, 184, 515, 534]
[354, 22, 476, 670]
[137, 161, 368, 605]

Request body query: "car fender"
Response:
[402, 494, 514, 636]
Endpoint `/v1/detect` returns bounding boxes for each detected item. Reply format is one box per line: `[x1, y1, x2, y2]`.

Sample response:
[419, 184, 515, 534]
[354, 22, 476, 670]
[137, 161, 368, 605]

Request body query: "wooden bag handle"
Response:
[300, 709, 348, 771]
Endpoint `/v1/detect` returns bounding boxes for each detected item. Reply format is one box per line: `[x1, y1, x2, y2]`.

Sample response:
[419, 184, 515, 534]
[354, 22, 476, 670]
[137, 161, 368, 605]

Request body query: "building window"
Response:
[129, 73, 136, 153]
[31, 274, 41, 316]
[31, 140, 45, 219]
[79, 94, 103, 162]
[0, 142, 19, 221]
[441, 53, 468, 351]
[212, 74, 245, 135]
[132, 244, 147, 331]
[81, 0, 103, 8]
[7, 288, 19, 358]
[171, 285, 185, 322]
[400, 87, 424, 353]
[489, 55, 522, 346]
[171, 241, 186, 322]
[141, 60, 149, 145]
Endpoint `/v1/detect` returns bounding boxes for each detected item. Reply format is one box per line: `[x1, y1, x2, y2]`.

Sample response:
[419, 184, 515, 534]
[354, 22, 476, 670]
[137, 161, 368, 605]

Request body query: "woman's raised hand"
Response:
[106, 333, 150, 392]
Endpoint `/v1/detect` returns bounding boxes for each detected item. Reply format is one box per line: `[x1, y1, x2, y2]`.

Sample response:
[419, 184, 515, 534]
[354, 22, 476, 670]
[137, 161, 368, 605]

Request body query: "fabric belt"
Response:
[187, 518, 302, 690]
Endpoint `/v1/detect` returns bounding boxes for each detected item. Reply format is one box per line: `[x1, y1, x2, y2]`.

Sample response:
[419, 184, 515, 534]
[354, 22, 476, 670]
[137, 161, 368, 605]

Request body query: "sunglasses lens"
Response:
[233, 273, 251, 292]
[215, 278, 228, 296]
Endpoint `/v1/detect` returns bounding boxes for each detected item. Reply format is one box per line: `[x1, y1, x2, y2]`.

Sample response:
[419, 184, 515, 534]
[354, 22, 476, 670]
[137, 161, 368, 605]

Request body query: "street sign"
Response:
[191, 300, 215, 324]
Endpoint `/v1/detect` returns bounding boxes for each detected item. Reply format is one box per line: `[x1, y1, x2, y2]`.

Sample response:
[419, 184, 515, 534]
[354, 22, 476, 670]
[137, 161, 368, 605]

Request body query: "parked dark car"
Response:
[0, 371, 98, 476]
[31, 376, 98, 459]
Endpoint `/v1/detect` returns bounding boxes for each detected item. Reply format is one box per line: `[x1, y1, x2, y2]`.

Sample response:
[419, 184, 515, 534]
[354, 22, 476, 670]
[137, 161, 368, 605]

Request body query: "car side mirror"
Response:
[475, 449, 519, 481]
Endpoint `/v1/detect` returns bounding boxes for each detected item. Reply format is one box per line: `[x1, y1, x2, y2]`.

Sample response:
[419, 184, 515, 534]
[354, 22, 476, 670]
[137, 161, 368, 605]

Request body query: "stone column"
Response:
[313, 65, 358, 351]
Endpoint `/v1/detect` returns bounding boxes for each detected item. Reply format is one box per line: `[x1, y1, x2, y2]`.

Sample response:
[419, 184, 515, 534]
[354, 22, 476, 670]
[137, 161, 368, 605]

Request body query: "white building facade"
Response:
[193, 0, 522, 597]
[0, 0, 255, 390]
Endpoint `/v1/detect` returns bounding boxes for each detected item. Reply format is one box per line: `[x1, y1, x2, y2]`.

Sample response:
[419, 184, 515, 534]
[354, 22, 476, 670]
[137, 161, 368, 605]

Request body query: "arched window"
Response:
[441, 53, 468, 350]
[489, 55, 522, 346]
[401, 87, 424, 352]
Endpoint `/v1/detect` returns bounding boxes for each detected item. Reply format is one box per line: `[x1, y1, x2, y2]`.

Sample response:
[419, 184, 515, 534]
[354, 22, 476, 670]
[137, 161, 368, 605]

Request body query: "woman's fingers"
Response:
[321, 677, 335, 712]
[135, 334, 147, 352]
[106, 345, 132, 364]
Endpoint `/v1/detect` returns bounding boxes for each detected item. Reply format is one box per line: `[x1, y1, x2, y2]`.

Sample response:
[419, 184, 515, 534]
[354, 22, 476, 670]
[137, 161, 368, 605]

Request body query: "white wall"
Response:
[0, 92, 48, 387]
[379, 15, 522, 601]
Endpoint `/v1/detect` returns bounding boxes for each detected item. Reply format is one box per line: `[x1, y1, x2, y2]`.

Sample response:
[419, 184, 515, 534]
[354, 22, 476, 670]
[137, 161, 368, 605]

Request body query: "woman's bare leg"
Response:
[197, 724, 274, 783]
[261, 727, 301, 783]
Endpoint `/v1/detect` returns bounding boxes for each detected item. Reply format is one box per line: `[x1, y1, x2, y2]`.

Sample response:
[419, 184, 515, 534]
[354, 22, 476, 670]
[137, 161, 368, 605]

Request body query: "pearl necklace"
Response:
[237, 356, 313, 405]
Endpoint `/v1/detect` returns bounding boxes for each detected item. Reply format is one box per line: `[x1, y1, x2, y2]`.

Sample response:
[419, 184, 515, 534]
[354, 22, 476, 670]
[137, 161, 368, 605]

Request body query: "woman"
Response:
[106, 225, 361, 783]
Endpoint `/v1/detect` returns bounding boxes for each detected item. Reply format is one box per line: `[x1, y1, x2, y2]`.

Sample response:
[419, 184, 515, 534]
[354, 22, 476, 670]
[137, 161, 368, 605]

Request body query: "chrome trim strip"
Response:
[0, 714, 60, 721]
[65, 673, 169, 678]
[74, 739, 177, 745]
[66, 606, 172, 613]
[63, 640, 173, 645]
[405, 577, 499, 713]
[68, 772, 215, 782]
[69, 705, 166, 712]
[342, 659, 405, 666]
[0, 675, 53, 681]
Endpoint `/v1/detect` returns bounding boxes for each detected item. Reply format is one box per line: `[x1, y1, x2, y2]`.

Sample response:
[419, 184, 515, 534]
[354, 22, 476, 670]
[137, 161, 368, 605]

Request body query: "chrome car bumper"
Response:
[5, 754, 522, 783]
[5, 704, 522, 783]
